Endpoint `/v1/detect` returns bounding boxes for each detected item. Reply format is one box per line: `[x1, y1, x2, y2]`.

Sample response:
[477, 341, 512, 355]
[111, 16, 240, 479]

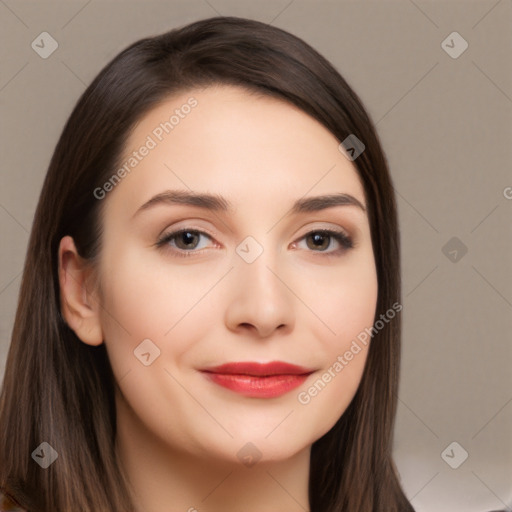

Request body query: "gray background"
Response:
[1, 1, 511, 511]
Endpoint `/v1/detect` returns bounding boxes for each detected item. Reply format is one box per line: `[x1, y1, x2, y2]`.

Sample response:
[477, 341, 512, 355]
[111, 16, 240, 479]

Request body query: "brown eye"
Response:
[156, 229, 215, 257]
[301, 229, 353, 253]
[173, 230, 201, 250]
[305, 232, 331, 251]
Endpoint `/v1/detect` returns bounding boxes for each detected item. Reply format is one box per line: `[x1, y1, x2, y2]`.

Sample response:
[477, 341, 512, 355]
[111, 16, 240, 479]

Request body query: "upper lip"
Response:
[200, 361, 315, 376]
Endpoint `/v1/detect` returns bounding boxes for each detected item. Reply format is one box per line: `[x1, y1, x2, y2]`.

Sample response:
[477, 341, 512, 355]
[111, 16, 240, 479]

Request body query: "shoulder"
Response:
[0, 489, 26, 512]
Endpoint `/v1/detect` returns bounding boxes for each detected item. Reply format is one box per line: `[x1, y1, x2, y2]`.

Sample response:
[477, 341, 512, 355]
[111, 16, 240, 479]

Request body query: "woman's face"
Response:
[92, 84, 378, 463]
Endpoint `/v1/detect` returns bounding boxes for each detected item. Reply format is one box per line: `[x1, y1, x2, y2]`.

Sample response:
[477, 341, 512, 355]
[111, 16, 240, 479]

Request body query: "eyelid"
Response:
[294, 222, 351, 241]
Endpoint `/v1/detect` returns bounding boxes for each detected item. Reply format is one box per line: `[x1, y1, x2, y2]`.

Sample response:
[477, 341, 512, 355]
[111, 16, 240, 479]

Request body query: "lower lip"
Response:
[201, 372, 311, 398]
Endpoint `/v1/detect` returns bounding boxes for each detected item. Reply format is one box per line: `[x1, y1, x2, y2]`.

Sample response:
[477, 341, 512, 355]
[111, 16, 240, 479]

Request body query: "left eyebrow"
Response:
[290, 193, 366, 214]
[131, 189, 366, 219]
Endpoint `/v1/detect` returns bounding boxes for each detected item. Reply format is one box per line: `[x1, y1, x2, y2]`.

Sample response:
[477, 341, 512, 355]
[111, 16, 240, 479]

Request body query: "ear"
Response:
[58, 235, 104, 346]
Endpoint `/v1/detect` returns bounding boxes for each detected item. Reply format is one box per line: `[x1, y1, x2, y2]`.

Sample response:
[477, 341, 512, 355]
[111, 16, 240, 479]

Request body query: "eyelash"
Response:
[155, 228, 354, 259]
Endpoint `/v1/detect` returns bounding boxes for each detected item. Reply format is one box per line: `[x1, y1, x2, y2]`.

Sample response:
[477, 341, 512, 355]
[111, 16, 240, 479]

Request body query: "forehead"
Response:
[107, 84, 366, 217]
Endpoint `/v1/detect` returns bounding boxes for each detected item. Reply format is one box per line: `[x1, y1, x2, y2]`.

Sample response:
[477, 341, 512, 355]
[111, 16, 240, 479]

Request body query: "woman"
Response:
[0, 16, 414, 512]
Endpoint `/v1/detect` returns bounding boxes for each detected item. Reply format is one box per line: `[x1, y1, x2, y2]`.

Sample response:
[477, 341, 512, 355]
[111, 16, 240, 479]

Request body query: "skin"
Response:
[58, 85, 378, 512]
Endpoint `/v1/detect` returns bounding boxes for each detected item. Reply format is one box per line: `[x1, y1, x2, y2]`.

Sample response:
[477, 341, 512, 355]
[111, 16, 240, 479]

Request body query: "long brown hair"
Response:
[0, 16, 413, 512]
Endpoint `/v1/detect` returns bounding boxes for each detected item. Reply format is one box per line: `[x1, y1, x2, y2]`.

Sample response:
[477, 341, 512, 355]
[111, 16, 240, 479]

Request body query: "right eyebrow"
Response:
[132, 190, 234, 219]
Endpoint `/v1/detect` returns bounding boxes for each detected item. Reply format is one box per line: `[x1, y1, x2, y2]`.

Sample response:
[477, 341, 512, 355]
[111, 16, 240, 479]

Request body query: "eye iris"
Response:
[307, 232, 329, 251]
[176, 231, 199, 250]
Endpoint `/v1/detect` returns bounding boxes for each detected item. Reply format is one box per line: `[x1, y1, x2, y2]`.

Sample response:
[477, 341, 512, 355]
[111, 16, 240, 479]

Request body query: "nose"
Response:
[224, 251, 295, 339]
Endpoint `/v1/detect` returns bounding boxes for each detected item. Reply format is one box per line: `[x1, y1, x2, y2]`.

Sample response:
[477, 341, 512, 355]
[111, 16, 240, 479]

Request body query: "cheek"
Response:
[298, 249, 378, 344]
[295, 275, 376, 435]
[294, 254, 377, 431]
[97, 246, 222, 370]
[297, 349, 369, 440]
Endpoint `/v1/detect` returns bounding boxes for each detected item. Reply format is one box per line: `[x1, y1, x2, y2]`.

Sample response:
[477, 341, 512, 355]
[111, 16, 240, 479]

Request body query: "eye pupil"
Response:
[307, 232, 329, 251]
[177, 230, 199, 249]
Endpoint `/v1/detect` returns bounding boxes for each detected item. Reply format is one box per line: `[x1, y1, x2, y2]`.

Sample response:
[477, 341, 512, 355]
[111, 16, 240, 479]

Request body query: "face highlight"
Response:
[87, 84, 378, 466]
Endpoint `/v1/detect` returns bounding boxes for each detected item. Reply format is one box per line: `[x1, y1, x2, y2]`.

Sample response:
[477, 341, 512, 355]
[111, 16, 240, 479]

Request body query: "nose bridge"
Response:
[225, 234, 295, 336]
[236, 237, 284, 302]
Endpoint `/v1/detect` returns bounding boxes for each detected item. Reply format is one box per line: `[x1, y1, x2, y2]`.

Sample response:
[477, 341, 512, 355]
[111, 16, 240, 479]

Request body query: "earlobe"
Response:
[58, 235, 104, 346]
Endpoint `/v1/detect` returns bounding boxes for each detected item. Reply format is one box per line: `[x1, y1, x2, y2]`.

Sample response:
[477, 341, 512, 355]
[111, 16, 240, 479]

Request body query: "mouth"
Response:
[199, 361, 315, 398]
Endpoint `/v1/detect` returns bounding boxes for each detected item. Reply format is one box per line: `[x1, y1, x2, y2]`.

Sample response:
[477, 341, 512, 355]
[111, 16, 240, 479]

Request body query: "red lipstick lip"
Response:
[199, 361, 315, 398]
[200, 361, 314, 376]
